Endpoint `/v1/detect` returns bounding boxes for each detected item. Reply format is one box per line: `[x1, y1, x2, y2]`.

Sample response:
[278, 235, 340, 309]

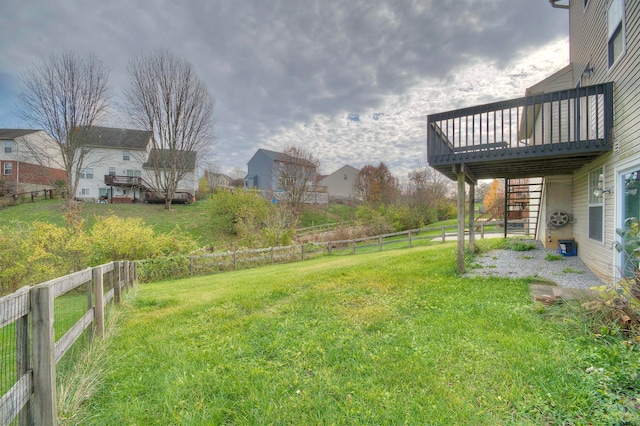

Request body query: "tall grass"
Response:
[74, 244, 640, 424]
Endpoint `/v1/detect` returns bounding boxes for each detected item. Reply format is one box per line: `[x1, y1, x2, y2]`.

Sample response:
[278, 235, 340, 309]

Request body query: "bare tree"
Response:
[275, 146, 320, 217]
[16, 51, 111, 206]
[125, 49, 215, 210]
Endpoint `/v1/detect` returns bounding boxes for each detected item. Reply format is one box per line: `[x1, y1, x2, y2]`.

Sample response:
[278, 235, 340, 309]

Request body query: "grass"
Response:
[0, 197, 218, 245]
[545, 253, 565, 261]
[74, 243, 640, 424]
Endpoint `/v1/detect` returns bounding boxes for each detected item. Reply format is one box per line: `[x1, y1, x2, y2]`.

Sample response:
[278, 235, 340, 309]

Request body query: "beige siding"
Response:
[566, 0, 640, 281]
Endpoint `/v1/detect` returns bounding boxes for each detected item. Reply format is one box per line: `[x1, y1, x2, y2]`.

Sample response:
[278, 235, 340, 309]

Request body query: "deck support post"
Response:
[454, 164, 477, 274]
[457, 171, 466, 273]
[469, 182, 475, 254]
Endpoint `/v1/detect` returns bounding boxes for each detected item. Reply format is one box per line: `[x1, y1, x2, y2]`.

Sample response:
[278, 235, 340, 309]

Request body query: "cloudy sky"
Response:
[0, 0, 569, 179]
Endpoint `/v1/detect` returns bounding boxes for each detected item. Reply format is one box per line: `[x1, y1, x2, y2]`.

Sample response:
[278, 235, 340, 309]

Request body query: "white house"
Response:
[75, 126, 198, 203]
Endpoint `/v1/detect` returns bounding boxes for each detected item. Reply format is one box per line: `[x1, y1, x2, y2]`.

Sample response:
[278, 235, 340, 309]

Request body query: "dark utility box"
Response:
[558, 239, 577, 256]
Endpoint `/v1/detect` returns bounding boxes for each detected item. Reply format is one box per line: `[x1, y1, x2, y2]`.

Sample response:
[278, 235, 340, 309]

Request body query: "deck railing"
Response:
[427, 82, 614, 165]
[104, 175, 154, 190]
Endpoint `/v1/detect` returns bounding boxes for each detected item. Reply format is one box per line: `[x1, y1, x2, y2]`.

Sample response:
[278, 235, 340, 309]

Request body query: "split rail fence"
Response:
[182, 221, 504, 278]
[0, 261, 135, 426]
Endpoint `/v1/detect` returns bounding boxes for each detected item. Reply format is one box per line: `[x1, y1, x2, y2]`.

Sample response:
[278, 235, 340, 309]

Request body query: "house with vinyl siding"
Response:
[427, 0, 638, 281]
[0, 129, 65, 194]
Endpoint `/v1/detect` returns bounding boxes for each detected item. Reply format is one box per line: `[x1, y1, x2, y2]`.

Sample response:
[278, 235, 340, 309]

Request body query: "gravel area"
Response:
[466, 240, 607, 289]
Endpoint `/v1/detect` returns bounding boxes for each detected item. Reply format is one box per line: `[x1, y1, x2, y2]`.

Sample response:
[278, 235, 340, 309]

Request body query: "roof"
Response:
[83, 126, 152, 150]
[252, 148, 317, 168]
[0, 129, 42, 139]
[143, 148, 197, 171]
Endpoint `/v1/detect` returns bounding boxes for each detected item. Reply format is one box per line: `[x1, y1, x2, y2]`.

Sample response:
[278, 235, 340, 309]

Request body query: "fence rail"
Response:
[0, 261, 135, 426]
[160, 221, 506, 280]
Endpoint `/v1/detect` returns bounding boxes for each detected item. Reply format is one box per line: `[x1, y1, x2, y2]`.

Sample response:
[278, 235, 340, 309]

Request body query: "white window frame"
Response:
[3, 162, 13, 175]
[123, 151, 130, 161]
[4, 141, 12, 154]
[108, 167, 116, 176]
[80, 168, 94, 179]
[81, 188, 90, 196]
[588, 167, 605, 242]
[607, 0, 626, 70]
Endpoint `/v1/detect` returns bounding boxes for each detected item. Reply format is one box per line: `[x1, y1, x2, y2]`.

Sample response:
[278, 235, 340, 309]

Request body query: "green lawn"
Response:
[0, 198, 218, 245]
[75, 243, 640, 425]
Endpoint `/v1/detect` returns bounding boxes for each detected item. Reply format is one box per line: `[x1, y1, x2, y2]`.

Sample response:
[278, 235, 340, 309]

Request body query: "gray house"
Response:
[245, 148, 328, 203]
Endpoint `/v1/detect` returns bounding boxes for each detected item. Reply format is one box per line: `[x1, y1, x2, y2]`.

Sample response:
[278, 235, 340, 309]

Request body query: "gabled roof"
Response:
[143, 148, 197, 171]
[83, 126, 152, 150]
[251, 148, 317, 168]
[0, 129, 42, 139]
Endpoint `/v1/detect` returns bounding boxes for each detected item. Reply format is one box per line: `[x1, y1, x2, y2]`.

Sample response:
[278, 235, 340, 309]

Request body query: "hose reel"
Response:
[548, 211, 570, 228]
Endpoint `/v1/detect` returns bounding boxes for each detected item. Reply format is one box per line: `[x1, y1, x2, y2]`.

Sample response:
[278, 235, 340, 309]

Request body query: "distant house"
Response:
[318, 165, 359, 202]
[245, 148, 327, 203]
[0, 129, 65, 194]
[76, 126, 197, 203]
[204, 171, 233, 191]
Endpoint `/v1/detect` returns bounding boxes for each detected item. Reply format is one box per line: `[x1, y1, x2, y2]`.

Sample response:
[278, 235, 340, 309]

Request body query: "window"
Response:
[3, 162, 12, 175]
[99, 188, 108, 197]
[588, 167, 604, 242]
[81, 188, 90, 196]
[607, 0, 625, 68]
[80, 168, 94, 179]
[344, 174, 348, 180]
[4, 141, 12, 154]
[123, 151, 130, 161]
[108, 167, 116, 176]
[126, 169, 141, 177]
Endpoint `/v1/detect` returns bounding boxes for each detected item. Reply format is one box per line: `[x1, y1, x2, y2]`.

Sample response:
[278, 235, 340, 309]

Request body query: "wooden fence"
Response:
[0, 261, 135, 426]
[182, 222, 504, 278]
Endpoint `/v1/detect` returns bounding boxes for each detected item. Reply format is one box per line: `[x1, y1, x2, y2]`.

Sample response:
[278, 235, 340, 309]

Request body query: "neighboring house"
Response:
[0, 129, 65, 194]
[245, 148, 327, 203]
[204, 171, 233, 191]
[76, 126, 197, 203]
[318, 165, 360, 202]
[143, 148, 198, 202]
[76, 127, 153, 202]
[427, 0, 635, 282]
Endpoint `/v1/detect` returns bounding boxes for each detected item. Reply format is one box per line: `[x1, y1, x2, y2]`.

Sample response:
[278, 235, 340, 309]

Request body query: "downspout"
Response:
[548, 0, 569, 9]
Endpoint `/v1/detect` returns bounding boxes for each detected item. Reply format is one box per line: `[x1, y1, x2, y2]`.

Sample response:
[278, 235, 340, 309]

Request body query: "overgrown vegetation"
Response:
[0, 214, 197, 295]
[74, 245, 639, 424]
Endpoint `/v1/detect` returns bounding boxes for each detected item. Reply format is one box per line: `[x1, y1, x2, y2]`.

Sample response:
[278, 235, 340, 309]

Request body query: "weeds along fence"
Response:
[137, 222, 504, 282]
[0, 261, 135, 426]
[0, 189, 60, 209]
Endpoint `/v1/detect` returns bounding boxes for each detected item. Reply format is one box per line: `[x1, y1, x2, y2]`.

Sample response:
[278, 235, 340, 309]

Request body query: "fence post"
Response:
[481, 223, 485, 239]
[190, 256, 194, 277]
[31, 284, 57, 425]
[16, 287, 32, 426]
[441, 226, 446, 243]
[113, 262, 121, 305]
[408, 231, 413, 248]
[233, 251, 237, 271]
[271, 247, 274, 264]
[93, 266, 105, 338]
[378, 236, 382, 251]
[301, 244, 304, 261]
[124, 261, 130, 289]
[352, 240, 356, 255]
[87, 271, 94, 341]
